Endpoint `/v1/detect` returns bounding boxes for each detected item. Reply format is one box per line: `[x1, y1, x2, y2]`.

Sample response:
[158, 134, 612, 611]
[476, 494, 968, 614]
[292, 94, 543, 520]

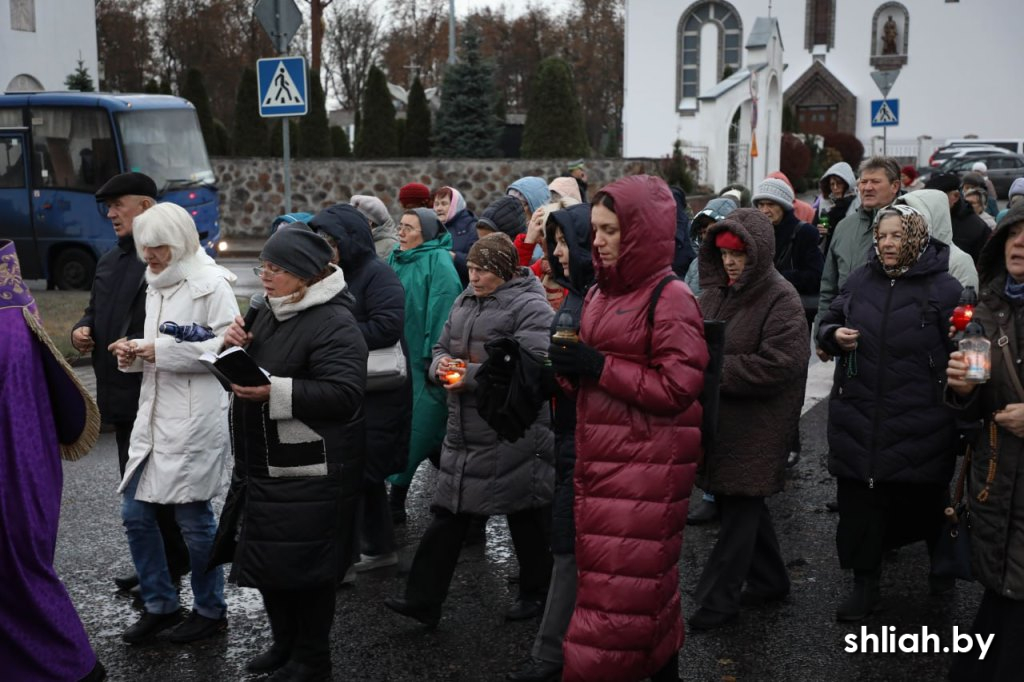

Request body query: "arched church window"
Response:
[805, 0, 835, 50]
[676, 1, 742, 112]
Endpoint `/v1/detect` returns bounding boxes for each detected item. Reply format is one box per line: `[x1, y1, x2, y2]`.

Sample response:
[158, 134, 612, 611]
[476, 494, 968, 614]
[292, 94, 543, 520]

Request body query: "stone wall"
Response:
[212, 157, 666, 238]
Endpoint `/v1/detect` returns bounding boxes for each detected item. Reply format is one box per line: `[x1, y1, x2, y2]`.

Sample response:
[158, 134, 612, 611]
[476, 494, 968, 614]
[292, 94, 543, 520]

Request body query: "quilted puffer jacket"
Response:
[561, 175, 708, 682]
[818, 236, 962, 486]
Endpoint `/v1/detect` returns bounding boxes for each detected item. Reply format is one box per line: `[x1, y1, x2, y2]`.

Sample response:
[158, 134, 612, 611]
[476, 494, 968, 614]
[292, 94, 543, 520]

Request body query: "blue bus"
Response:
[0, 92, 221, 289]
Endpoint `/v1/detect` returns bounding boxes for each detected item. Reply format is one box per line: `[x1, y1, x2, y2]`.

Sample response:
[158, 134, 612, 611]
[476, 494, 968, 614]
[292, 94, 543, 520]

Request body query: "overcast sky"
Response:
[456, 0, 577, 16]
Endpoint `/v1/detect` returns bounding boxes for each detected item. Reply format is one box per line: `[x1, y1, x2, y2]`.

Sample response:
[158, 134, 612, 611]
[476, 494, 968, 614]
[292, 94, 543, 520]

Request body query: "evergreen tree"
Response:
[64, 58, 95, 92]
[433, 29, 502, 158]
[354, 65, 398, 158]
[231, 68, 268, 157]
[520, 57, 589, 158]
[181, 68, 223, 154]
[212, 120, 231, 158]
[330, 126, 351, 157]
[299, 69, 331, 158]
[402, 75, 431, 157]
[143, 79, 161, 94]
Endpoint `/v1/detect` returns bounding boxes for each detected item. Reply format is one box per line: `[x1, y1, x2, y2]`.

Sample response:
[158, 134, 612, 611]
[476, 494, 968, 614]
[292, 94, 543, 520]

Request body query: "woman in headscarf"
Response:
[817, 204, 962, 621]
[433, 186, 477, 285]
[385, 208, 463, 523]
[110, 203, 239, 645]
[550, 175, 708, 682]
[212, 225, 367, 681]
[815, 162, 860, 251]
[384, 233, 555, 627]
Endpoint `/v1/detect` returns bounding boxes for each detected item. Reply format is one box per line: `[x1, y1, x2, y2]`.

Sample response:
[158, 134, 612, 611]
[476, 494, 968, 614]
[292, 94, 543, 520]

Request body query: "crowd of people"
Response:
[10, 151, 1024, 681]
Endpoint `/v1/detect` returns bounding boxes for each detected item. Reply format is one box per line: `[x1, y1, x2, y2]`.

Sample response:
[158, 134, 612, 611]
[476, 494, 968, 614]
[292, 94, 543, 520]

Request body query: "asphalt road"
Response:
[54, 388, 985, 682]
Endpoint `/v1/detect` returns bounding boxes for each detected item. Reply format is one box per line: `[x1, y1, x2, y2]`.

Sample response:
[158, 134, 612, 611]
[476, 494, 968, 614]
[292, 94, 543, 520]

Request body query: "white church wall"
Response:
[1, 0, 98, 93]
[625, 0, 1024, 164]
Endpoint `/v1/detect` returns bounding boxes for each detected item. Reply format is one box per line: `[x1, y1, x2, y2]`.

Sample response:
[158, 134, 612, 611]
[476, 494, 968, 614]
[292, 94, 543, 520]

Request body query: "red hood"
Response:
[594, 175, 676, 294]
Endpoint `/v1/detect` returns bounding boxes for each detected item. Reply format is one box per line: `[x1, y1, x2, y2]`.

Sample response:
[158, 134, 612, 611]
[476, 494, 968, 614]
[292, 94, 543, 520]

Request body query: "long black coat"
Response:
[212, 272, 367, 589]
[545, 203, 595, 554]
[949, 205, 1024, 598]
[310, 204, 412, 482]
[950, 198, 990, 263]
[72, 235, 146, 424]
[818, 241, 962, 485]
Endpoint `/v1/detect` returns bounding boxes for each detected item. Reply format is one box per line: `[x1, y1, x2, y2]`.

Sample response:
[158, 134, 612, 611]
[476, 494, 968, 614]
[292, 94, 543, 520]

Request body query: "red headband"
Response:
[715, 230, 746, 252]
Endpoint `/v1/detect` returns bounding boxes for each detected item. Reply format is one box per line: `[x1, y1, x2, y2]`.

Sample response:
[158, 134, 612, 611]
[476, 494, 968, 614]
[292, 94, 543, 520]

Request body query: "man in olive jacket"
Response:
[71, 172, 188, 591]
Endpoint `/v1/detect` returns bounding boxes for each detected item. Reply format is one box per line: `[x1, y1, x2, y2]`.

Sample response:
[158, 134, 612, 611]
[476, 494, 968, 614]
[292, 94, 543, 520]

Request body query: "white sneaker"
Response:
[353, 552, 399, 573]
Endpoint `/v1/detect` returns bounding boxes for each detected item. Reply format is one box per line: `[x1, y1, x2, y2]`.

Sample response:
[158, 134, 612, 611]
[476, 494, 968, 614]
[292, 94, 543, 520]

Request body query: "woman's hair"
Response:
[284, 265, 335, 304]
[434, 187, 453, 203]
[591, 191, 615, 211]
[133, 202, 201, 263]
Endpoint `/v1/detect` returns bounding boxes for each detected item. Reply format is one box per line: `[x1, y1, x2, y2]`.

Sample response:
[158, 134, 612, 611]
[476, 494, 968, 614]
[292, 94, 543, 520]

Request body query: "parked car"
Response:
[928, 144, 1010, 168]
[944, 138, 1024, 155]
[939, 151, 1024, 199]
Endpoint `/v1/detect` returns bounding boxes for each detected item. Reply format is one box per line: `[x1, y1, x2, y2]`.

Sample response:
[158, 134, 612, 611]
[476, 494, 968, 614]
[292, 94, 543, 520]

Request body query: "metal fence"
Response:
[682, 145, 709, 186]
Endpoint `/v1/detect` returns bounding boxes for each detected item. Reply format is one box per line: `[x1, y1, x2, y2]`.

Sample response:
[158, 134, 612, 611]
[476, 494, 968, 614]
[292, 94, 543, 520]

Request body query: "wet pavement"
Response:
[56, 368, 986, 682]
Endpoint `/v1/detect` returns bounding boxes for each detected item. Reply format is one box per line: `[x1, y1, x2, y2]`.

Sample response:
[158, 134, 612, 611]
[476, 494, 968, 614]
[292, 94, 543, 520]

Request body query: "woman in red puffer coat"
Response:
[549, 175, 708, 682]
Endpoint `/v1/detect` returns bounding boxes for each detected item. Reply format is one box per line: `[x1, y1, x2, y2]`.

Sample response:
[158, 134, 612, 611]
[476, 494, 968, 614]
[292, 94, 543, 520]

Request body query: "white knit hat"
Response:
[971, 161, 988, 174]
[751, 177, 795, 212]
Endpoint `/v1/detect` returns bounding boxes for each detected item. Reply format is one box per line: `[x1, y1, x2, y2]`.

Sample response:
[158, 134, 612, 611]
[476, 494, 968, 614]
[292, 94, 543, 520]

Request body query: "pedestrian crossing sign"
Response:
[257, 57, 308, 118]
[870, 99, 899, 127]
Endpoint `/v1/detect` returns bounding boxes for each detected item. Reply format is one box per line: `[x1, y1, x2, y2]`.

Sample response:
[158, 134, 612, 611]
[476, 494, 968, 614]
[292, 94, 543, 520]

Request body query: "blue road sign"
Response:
[257, 57, 308, 118]
[870, 99, 899, 127]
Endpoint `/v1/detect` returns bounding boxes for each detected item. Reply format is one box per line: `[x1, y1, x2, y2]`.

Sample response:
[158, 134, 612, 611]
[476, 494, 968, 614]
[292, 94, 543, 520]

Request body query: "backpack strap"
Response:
[646, 274, 680, 356]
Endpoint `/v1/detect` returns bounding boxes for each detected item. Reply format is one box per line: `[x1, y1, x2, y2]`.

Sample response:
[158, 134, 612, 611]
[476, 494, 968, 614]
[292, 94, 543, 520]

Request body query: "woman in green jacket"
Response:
[387, 208, 463, 521]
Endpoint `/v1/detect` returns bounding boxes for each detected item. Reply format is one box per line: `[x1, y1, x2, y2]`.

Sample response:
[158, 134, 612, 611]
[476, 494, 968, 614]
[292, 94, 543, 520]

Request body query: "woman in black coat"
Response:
[309, 204, 412, 571]
[508, 202, 595, 682]
[212, 226, 367, 681]
[817, 204, 962, 622]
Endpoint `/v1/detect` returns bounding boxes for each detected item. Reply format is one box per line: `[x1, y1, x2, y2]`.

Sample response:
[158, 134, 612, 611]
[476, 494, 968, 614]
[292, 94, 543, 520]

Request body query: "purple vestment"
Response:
[0, 254, 97, 679]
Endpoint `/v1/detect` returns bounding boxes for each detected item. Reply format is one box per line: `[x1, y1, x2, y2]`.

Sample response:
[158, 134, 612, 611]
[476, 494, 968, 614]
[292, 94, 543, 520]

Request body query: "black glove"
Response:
[549, 340, 605, 379]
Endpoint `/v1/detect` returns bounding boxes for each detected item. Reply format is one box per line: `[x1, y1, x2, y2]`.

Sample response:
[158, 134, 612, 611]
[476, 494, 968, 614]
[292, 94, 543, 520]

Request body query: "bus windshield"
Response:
[115, 109, 215, 193]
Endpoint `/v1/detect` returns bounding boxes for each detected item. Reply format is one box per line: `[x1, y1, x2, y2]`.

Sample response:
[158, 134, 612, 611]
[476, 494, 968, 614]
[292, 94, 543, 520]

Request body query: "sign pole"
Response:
[883, 109, 888, 157]
[275, 0, 292, 214]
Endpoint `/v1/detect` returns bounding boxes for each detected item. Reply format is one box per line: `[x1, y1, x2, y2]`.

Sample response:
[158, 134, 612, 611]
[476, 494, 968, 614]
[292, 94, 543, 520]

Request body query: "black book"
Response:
[198, 346, 271, 391]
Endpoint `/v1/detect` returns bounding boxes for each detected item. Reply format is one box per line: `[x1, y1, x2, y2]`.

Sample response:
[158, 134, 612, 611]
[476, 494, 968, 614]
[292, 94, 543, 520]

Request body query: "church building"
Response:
[623, 0, 1022, 188]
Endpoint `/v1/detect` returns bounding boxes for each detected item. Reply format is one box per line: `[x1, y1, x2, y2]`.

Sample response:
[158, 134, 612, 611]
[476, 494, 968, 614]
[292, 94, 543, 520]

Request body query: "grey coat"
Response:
[429, 269, 555, 515]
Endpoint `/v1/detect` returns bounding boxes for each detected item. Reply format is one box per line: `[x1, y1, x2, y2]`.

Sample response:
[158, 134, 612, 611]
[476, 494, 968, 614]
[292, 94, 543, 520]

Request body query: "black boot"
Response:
[836, 569, 881, 622]
[389, 484, 409, 525]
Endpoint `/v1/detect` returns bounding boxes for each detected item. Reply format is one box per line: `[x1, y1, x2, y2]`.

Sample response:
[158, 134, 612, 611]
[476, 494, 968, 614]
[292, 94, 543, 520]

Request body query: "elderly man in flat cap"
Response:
[71, 172, 189, 595]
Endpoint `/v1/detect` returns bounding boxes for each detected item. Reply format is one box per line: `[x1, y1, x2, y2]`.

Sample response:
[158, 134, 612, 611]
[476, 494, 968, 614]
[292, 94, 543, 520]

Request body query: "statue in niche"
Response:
[881, 15, 899, 55]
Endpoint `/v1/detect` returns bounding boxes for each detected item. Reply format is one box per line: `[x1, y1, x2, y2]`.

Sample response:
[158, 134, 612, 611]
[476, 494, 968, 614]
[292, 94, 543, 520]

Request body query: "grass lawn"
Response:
[32, 290, 250, 362]
[32, 290, 90, 361]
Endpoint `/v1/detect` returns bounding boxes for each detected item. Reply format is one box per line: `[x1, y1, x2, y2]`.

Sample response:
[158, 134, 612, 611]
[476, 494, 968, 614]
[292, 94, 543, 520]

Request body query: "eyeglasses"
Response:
[397, 222, 421, 233]
[252, 265, 286, 279]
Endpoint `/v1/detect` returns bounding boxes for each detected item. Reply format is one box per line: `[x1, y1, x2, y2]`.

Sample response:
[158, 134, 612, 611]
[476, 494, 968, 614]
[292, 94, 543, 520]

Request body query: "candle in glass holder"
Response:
[445, 358, 466, 384]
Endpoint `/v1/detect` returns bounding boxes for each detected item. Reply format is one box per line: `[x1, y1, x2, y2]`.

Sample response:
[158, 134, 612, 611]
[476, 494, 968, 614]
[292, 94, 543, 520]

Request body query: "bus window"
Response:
[116, 108, 214, 193]
[0, 137, 26, 188]
[0, 108, 22, 126]
[29, 107, 117, 192]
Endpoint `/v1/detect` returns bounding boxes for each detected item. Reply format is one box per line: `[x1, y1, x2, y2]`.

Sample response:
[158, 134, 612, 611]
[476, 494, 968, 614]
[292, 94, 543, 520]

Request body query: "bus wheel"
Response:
[53, 248, 96, 290]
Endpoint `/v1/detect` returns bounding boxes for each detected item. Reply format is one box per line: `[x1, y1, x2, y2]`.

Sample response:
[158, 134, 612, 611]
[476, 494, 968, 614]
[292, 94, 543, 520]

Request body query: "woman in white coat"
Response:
[110, 202, 239, 645]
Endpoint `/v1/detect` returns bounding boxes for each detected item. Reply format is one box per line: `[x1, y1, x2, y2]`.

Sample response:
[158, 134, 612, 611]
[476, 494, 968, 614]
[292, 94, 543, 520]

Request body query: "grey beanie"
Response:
[411, 207, 442, 242]
[751, 177, 795, 212]
[260, 225, 333, 279]
[351, 195, 391, 226]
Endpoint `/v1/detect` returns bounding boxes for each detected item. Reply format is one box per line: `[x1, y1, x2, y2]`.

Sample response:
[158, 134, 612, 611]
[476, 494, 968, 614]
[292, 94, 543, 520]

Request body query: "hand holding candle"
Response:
[437, 357, 466, 385]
